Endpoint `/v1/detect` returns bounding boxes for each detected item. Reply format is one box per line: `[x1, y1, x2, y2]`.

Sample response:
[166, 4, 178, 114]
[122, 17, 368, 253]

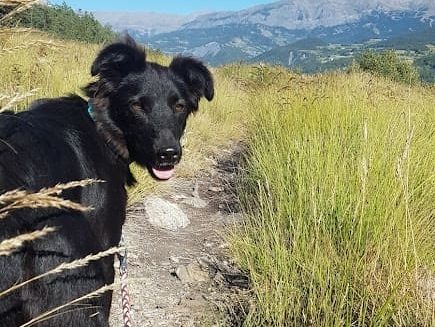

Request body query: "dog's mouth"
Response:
[149, 146, 181, 181]
[151, 165, 175, 180]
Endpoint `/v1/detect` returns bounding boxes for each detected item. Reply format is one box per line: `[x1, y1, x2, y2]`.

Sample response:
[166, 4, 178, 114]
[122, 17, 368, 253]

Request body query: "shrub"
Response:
[415, 53, 435, 84]
[355, 50, 420, 85]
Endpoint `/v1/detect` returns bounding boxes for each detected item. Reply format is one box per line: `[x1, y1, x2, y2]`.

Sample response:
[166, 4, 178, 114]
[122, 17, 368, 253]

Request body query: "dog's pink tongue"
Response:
[152, 167, 175, 180]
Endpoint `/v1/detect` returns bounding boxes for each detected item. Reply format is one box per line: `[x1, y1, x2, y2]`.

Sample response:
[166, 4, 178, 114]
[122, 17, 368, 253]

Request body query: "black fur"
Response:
[0, 36, 213, 326]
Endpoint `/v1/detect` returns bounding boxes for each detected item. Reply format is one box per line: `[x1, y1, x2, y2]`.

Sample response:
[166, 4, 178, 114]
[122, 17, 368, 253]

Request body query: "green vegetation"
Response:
[416, 53, 435, 84]
[355, 50, 420, 85]
[375, 27, 435, 52]
[229, 65, 435, 326]
[252, 36, 434, 85]
[2, 2, 116, 43]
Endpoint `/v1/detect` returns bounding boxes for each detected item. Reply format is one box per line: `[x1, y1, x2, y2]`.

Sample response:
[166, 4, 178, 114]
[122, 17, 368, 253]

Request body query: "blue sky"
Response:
[50, 1, 277, 15]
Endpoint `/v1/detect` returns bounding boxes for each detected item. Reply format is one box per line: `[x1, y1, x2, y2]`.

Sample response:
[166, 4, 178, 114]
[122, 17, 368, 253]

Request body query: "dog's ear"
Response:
[169, 57, 214, 101]
[91, 35, 146, 78]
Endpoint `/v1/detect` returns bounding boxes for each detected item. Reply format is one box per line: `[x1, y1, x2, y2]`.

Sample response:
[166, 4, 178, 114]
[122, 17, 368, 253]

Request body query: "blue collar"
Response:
[87, 101, 94, 118]
[87, 101, 97, 123]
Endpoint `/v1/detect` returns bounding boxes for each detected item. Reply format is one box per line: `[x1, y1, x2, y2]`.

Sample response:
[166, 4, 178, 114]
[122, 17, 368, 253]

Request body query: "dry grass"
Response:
[0, 246, 123, 298]
[19, 282, 117, 327]
[0, 1, 40, 25]
[0, 179, 101, 257]
[0, 88, 38, 112]
[0, 39, 63, 55]
[0, 32, 99, 107]
[0, 226, 56, 255]
[0, 0, 38, 5]
[0, 179, 100, 219]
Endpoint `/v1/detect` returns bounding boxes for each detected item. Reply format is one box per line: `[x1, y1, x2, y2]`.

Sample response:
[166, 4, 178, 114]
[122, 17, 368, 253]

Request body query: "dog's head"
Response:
[84, 36, 214, 181]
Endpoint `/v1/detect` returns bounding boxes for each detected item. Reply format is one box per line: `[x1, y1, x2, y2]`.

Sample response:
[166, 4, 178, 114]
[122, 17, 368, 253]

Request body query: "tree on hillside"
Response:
[1, 2, 116, 43]
[415, 53, 435, 84]
[355, 50, 420, 85]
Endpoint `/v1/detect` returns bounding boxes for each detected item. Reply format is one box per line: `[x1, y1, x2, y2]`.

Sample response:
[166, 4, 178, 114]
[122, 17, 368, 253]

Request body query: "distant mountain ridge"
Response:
[182, 0, 435, 31]
[94, 0, 435, 66]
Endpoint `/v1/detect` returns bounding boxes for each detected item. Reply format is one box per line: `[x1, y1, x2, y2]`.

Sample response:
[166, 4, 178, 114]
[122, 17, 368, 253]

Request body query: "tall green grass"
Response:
[231, 70, 435, 326]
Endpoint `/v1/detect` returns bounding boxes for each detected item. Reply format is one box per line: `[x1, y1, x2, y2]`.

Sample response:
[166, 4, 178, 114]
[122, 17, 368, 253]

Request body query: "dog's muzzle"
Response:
[151, 147, 181, 180]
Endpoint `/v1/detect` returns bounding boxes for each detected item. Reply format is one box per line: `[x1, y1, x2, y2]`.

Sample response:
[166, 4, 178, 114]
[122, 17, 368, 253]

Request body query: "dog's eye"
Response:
[174, 103, 185, 113]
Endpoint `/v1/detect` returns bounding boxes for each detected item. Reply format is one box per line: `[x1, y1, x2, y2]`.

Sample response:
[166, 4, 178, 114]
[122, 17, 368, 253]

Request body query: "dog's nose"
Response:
[157, 147, 180, 164]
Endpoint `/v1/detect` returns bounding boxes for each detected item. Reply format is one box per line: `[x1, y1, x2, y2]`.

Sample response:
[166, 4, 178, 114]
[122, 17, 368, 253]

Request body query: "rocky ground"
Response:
[109, 151, 249, 327]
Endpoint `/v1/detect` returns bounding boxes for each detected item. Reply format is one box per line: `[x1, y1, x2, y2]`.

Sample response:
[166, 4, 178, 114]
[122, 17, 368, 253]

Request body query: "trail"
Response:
[110, 149, 248, 326]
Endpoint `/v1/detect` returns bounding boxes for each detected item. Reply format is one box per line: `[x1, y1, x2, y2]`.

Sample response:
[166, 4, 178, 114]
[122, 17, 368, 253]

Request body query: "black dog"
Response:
[0, 36, 213, 326]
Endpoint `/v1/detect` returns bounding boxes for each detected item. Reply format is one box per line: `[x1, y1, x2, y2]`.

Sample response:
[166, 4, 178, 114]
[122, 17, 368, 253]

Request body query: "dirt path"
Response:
[110, 151, 248, 326]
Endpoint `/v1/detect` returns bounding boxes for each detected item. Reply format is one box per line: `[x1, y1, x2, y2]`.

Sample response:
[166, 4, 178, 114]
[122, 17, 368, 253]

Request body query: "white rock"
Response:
[169, 256, 180, 264]
[144, 197, 190, 231]
[175, 262, 209, 284]
[209, 186, 224, 192]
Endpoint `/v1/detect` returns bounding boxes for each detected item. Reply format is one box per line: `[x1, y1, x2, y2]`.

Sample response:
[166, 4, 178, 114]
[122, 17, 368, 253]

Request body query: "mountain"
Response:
[374, 26, 435, 51]
[182, 0, 435, 30]
[252, 38, 327, 65]
[144, 23, 307, 65]
[93, 11, 199, 36]
[94, 0, 435, 66]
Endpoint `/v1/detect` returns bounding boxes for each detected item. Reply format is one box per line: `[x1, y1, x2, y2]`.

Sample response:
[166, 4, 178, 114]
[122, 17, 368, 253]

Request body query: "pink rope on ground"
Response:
[120, 269, 132, 327]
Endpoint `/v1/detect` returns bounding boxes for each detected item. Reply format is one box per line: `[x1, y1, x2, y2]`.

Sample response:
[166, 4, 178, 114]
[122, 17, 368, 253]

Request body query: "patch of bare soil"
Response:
[110, 149, 249, 327]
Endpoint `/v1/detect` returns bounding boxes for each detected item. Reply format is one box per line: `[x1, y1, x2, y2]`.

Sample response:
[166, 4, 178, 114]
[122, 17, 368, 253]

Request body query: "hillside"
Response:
[375, 26, 435, 51]
[249, 25, 435, 81]
[250, 37, 328, 67]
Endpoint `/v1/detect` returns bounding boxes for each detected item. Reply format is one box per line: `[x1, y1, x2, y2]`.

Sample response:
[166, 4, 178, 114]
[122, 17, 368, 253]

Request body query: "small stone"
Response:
[144, 196, 190, 231]
[169, 256, 180, 264]
[175, 262, 210, 284]
[171, 194, 188, 201]
[209, 186, 224, 192]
